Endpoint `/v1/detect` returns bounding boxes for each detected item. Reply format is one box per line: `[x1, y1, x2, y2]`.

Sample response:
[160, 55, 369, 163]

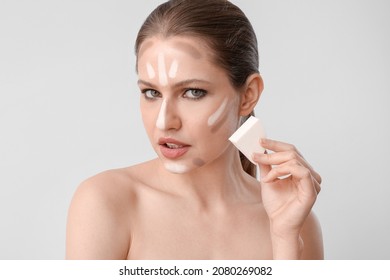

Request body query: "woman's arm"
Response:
[66, 176, 131, 259]
[271, 211, 323, 259]
[253, 138, 323, 259]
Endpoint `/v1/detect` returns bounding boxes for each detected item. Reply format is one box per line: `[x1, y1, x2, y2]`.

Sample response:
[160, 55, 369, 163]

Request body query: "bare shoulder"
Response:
[66, 161, 155, 259]
[300, 211, 324, 259]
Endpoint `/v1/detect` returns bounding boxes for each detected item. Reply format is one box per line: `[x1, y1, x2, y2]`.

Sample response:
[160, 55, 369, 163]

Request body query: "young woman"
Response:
[66, 0, 323, 259]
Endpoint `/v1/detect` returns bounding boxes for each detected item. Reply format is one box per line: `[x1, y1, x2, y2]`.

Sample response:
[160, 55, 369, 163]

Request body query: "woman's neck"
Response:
[156, 147, 259, 210]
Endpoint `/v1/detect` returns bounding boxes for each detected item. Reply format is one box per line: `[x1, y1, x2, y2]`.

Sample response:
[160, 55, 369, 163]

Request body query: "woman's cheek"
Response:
[207, 98, 239, 135]
[140, 104, 156, 136]
[207, 97, 228, 127]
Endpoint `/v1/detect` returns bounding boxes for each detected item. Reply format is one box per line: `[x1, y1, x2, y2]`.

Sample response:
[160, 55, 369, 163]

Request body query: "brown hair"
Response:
[135, 0, 259, 177]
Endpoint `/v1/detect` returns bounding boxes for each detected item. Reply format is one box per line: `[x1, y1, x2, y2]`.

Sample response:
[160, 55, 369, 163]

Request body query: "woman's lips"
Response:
[158, 138, 190, 159]
[160, 145, 190, 159]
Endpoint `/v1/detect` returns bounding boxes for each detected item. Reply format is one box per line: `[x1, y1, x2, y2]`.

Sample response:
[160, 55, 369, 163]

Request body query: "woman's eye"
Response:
[142, 89, 161, 99]
[183, 89, 207, 100]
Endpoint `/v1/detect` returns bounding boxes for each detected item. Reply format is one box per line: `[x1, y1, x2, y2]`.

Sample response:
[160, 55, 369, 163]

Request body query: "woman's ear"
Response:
[239, 73, 264, 116]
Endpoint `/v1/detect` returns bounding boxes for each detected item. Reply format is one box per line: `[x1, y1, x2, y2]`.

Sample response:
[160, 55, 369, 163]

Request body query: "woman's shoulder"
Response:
[73, 160, 158, 202]
[66, 160, 157, 259]
[300, 211, 324, 259]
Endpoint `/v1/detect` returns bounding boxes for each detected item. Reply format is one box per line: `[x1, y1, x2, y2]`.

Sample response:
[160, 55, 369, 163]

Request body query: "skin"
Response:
[66, 36, 323, 260]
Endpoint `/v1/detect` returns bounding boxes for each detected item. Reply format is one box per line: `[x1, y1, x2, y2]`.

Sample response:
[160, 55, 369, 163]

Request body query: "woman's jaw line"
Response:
[164, 162, 190, 174]
[158, 143, 241, 176]
[155, 148, 250, 205]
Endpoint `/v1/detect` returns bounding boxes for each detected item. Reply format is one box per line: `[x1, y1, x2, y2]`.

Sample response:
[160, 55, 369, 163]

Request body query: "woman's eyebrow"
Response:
[137, 79, 211, 88]
[138, 79, 155, 87]
[173, 79, 211, 88]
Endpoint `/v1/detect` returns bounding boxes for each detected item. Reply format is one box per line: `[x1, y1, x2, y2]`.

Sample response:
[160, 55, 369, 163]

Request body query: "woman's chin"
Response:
[164, 162, 191, 174]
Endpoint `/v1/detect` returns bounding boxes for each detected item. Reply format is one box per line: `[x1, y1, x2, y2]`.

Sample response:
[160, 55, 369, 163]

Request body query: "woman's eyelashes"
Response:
[183, 88, 207, 100]
[141, 88, 208, 100]
[142, 89, 161, 100]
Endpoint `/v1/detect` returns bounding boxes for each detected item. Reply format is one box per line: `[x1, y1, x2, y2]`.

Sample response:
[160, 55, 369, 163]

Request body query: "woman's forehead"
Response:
[138, 36, 206, 61]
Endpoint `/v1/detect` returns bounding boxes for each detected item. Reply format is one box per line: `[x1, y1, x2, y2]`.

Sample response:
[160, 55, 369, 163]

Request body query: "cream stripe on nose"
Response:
[156, 98, 168, 130]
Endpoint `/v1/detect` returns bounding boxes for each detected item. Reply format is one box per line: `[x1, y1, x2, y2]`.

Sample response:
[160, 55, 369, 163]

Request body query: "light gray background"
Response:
[0, 0, 389, 259]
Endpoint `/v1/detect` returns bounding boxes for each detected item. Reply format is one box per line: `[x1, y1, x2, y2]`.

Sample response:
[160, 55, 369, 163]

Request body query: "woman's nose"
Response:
[155, 98, 181, 130]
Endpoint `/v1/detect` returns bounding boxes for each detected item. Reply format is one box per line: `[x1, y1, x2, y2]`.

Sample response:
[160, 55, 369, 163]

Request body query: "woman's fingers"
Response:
[260, 138, 303, 155]
[314, 177, 321, 194]
[253, 150, 304, 166]
[253, 151, 322, 184]
[254, 139, 322, 185]
[261, 161, 318, 198]
[253, 150, 272, 179]
[258, 162, 272, 180]
[261, 160, 305, 183]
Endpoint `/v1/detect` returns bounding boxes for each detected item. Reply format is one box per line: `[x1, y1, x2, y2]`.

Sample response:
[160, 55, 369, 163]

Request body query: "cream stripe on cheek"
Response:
[146, 62, 156, 79]
[158, 53, 168, 86]
[156, 98, 167, 130]
[168, 59, 179, 79]
[208, 98, 228, 126]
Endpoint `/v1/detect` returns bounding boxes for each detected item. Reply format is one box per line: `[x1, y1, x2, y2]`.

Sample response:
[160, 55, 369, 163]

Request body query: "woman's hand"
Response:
[252, 138, 322, 258]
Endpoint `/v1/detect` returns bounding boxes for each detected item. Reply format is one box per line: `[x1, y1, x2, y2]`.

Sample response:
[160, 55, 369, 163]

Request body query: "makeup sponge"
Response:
[228, 116, 266, 165]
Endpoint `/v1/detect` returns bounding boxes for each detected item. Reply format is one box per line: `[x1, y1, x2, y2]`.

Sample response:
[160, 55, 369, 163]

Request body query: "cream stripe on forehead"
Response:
[140, 39, 204, 84]
[146, 62, 156, 79]
[158, 53, 168, 86]
[168, 60, 179, 79]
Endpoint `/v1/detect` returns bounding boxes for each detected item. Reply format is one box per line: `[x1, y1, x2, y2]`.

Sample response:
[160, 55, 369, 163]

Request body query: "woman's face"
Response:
[137, 36, 241, 173]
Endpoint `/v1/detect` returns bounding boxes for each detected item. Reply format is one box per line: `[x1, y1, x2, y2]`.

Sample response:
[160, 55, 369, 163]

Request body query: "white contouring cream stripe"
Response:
[168, 59, 179, 79]
[146, 62, 156, 79]
[158, 53, 168, 86]
[156, 98, 167, 130]
[208, 98, 228, 126]
[165, 162, 189, 174]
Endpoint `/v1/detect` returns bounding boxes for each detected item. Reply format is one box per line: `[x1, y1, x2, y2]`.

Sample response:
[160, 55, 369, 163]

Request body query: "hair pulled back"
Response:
[135, 0, 260, 177]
